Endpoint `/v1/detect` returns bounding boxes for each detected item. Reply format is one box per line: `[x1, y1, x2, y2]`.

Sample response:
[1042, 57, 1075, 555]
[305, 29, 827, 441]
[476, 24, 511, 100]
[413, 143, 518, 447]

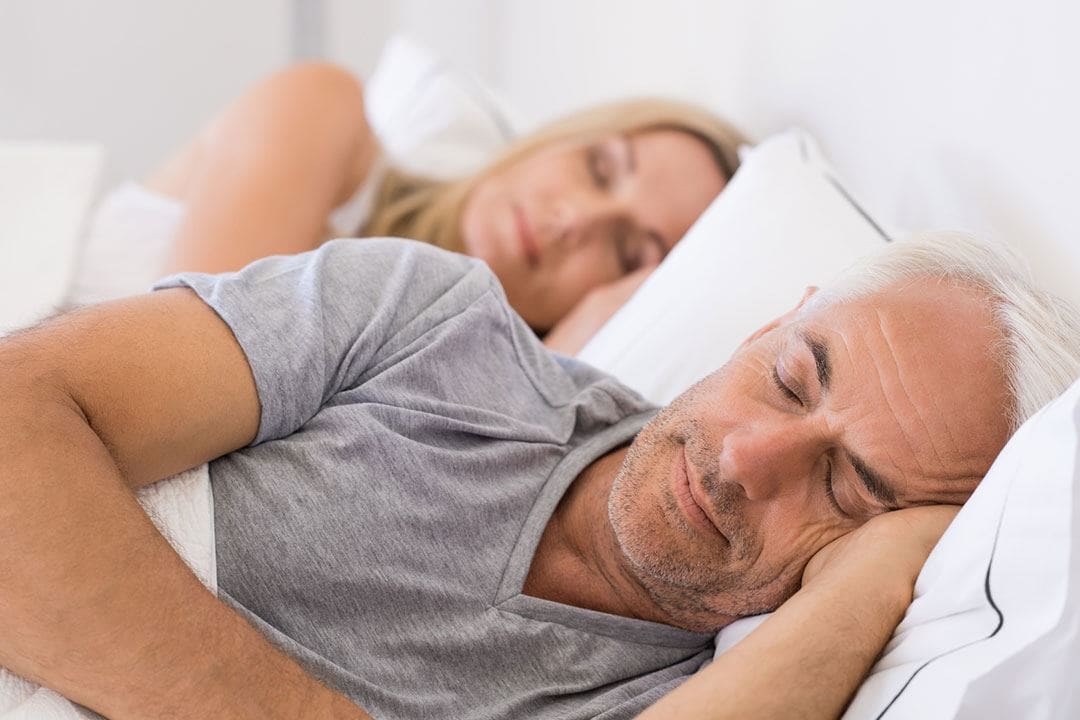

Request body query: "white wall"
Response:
[322, 0, 397, 76]
[0, 0, 506, 189]
[492, 0, 754, 131]
[0, 0, 292, 189]
[324, 0, 501, 84]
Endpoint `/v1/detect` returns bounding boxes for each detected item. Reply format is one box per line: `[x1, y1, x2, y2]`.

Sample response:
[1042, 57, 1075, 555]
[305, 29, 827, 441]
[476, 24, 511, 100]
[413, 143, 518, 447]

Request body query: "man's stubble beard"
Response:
[607, 384, 802, 631]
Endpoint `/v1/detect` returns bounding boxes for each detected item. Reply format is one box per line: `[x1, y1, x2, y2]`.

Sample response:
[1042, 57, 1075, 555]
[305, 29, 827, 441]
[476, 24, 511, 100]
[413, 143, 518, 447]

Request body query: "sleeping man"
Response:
[2, 233, 1078, 719]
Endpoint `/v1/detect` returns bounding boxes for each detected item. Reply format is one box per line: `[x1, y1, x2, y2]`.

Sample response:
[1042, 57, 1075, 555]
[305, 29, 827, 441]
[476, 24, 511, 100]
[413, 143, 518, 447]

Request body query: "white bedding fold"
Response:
[0, 465, 216, 719]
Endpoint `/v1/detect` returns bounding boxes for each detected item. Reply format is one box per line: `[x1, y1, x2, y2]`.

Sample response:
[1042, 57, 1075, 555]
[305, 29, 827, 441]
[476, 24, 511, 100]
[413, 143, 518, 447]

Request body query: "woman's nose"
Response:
[719, 424, 817, 501]
[552, 193, 620, 248]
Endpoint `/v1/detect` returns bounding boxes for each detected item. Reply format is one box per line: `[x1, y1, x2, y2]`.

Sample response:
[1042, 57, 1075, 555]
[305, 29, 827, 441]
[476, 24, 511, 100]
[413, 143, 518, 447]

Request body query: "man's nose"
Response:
[719, 424, 818, 501]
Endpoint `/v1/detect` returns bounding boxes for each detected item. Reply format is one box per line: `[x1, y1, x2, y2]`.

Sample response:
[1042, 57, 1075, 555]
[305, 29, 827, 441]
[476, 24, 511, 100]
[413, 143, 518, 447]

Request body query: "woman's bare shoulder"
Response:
[147, 61, 372, 201]
[254, 61, 365, 105]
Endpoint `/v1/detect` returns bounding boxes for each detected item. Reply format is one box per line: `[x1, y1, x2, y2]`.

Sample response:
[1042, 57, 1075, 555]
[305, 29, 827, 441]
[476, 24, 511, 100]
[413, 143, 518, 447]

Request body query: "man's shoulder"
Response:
[321, 237, 491, 284]
[312, 236, 503, 316]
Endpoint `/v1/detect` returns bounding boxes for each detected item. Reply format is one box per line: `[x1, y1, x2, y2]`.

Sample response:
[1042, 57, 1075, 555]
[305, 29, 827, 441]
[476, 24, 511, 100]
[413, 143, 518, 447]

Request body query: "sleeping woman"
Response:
[68, 62, 745, 353]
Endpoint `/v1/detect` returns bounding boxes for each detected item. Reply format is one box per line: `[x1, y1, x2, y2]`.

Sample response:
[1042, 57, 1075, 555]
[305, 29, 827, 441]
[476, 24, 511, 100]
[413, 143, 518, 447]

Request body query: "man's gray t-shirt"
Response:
[157, 238, 713, 719]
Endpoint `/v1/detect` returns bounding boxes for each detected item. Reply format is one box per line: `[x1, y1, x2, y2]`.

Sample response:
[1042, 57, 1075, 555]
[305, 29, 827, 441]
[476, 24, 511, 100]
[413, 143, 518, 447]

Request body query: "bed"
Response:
[2, 4, 1079, 716]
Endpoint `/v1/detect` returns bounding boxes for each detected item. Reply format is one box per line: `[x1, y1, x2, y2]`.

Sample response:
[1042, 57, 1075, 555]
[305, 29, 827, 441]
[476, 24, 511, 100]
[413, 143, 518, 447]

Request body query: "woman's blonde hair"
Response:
[359, 98, 749, 252]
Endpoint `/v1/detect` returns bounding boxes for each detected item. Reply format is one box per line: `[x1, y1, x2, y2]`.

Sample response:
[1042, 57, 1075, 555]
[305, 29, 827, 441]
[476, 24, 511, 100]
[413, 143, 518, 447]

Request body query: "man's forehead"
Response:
[789, 282, 1010, 505]
[797, 282, 982, 368]
[780, 323, 908, 506]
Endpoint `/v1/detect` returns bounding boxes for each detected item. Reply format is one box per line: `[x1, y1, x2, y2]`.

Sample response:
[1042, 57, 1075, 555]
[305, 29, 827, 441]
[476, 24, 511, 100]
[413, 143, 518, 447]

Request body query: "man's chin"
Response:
[614, 548, 791, 632]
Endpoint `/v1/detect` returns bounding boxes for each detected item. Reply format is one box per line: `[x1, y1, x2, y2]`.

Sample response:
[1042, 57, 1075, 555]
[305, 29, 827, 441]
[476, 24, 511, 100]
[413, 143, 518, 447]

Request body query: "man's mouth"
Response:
[513, 205, 540, 269]
[672, 444, 725, 540]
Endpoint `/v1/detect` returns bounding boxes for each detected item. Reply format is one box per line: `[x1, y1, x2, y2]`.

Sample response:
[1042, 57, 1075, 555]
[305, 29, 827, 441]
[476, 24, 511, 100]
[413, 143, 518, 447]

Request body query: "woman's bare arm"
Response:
[543, 263, 657, 355]
[151, 62, 378, 275]
[638, 506, 958, 720]
[0, 291, 370, 718]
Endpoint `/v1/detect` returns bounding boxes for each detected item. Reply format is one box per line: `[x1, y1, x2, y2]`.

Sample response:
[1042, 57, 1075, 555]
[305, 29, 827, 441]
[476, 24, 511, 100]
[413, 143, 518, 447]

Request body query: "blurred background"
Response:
[1, 0, 776, 191]
[2, 0, 1078, 310]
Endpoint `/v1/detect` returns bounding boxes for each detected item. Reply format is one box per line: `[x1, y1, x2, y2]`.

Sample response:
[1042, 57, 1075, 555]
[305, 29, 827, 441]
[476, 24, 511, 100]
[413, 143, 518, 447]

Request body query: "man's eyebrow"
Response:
[801, 329, 897, 509]
[799, 330, 831, 392]
[847, 451, 899, 509]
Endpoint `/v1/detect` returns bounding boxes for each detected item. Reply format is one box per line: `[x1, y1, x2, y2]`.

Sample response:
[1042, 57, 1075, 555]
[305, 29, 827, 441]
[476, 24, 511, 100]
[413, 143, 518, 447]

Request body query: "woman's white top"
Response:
[65, 162, 385, 307]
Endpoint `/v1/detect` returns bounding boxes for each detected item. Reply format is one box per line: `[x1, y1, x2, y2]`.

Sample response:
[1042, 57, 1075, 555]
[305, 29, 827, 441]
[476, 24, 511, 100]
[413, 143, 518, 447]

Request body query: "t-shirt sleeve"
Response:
[153, 237, 496, 445]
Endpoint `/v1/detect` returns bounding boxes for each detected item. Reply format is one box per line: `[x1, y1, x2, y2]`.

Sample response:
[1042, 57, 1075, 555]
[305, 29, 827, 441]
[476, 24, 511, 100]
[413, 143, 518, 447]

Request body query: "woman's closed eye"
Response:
[586, 145, 614, 189]
[615, 227, 665, 274]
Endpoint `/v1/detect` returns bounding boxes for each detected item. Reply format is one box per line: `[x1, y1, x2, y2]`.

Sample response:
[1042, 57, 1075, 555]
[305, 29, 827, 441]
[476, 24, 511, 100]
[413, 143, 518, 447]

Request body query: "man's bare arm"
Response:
[0, 291, 370, 718]
[638, 506, 958, 720]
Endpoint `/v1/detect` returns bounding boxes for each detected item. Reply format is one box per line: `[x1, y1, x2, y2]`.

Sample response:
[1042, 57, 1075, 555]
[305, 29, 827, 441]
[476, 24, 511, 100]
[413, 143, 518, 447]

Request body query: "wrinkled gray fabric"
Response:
[156, 238, 712, 719]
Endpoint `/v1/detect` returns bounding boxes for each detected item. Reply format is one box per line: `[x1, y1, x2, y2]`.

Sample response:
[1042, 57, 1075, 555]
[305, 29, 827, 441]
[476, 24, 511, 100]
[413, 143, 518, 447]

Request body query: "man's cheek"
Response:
[728, 552, 807, 615]
[782, 524, 859, 589]
[760, 526, 841, 588]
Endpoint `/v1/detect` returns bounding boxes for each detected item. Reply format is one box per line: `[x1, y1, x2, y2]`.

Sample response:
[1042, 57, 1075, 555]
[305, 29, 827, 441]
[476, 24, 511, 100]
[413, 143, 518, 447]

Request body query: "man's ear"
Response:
[737, 286, 819, 349]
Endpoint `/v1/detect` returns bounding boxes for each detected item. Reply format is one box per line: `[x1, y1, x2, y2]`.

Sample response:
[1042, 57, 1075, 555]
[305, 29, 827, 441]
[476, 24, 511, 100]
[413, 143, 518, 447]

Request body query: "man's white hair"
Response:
[804, 231, 1080, 432]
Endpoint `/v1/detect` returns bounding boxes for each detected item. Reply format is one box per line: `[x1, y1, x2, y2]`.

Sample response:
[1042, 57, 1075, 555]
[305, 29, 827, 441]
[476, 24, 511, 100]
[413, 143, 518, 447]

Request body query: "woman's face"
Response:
[459, 129, 727, 331]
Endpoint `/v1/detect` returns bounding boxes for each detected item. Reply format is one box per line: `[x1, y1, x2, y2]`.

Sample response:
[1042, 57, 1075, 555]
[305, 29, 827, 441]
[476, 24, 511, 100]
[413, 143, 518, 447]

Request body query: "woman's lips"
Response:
[672, 445, 725, 539]
[513, 205, 541, 268]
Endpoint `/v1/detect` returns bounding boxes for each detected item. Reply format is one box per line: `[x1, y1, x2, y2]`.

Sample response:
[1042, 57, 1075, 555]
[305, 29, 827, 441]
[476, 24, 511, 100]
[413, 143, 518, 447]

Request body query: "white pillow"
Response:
[363, 35, 520, 180]
[839, 377, 1080, 718]
[577, 129, 891, 405]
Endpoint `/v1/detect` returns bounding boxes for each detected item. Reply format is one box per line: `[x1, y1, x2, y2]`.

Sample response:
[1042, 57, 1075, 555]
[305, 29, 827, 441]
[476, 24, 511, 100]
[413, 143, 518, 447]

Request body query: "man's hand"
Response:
[638, 506, 960, 720]
[802, 505, 961, 599]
